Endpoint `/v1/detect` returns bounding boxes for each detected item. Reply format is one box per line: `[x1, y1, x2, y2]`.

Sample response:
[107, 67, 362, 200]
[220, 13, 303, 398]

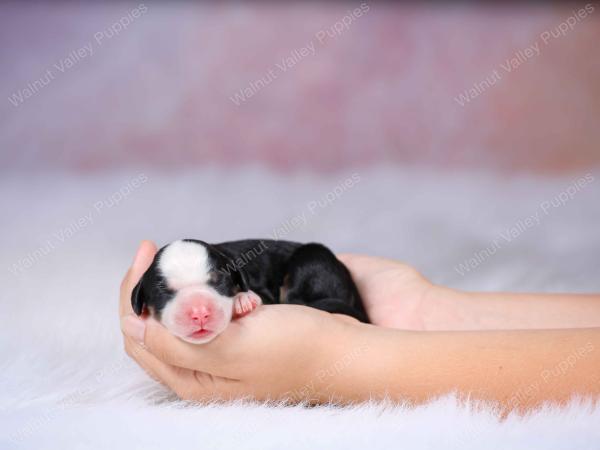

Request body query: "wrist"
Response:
[300, 319, 367, 403]
[421, 284, 469, 331]
[311, 321, 404, 403]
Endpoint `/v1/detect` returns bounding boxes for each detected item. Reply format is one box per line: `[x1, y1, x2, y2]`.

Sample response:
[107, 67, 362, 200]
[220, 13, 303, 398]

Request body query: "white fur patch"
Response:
[158, 240, 211, 290]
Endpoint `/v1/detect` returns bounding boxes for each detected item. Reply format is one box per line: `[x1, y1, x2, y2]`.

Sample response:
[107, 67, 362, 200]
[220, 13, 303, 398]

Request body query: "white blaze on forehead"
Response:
[158, 240, 211, 290]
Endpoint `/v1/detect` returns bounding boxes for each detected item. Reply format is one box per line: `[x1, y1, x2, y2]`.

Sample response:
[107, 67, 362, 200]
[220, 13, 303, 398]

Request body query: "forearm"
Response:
[325, 324, 600, 411]
[424, 286, 600, 330]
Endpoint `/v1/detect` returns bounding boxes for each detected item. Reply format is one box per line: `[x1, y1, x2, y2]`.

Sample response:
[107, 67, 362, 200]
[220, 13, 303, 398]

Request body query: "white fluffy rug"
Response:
[1, 167, 599, 449]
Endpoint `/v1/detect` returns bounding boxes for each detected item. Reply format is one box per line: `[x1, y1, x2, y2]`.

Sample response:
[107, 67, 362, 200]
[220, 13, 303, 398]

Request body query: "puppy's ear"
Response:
[131, 279, 146, 316]
[209, 243, 250, 292]
[234, 267, 250, 292]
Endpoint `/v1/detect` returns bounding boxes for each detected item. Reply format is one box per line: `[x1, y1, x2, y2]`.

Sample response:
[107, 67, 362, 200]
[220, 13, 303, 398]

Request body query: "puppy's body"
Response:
[132, 239, 368, 343]
[214, 239, 299, 305]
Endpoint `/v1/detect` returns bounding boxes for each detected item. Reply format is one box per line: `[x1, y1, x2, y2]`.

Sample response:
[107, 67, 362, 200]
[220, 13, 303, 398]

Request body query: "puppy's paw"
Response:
[233, 290, 262, 318]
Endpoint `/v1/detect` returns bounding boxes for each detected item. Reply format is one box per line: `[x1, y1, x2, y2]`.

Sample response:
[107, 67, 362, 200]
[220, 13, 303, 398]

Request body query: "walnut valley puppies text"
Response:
[270, 173, 361, 240]
[213, 173, 362, 277]
[132, 239, 368, 344]
[454, 3, 595, 106]
[8, 174, 148, 276]
[230, 3, 370, 106]
[455, 174, 595, 276]
[7, 4, 148, 108]
[508, 342, 595, 409]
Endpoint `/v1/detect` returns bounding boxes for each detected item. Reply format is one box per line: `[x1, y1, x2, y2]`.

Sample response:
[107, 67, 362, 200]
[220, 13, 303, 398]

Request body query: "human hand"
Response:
[119, 241, 366, 402]
[120, 244, 600, 408]
[337, 254, 435, 330]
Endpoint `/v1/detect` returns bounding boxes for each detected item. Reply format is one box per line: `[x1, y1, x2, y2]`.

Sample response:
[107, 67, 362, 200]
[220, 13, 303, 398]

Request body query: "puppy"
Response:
[131, 239, 368, 343]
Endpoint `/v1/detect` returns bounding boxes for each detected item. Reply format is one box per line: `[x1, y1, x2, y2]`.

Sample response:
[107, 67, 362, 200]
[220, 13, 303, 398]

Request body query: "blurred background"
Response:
[2, 2, 600, 172]
[1, 2, 600, 446]
[1, 1, 599, 317]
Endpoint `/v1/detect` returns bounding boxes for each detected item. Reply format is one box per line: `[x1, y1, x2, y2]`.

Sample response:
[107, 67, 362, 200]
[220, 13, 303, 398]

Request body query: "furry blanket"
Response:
[1, 167, 599, 449]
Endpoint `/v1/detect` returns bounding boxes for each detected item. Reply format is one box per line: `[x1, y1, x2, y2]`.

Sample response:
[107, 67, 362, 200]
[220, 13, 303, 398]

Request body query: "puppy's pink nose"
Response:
[189, 305, 211, 325]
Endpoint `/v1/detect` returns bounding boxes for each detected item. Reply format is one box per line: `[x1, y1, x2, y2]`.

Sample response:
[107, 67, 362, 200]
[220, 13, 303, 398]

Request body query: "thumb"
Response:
[119, 240, 158, 316]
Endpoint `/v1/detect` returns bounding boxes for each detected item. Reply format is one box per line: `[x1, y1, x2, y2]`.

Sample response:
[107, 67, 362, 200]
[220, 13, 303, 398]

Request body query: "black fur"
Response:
[132, 239, 369, 323]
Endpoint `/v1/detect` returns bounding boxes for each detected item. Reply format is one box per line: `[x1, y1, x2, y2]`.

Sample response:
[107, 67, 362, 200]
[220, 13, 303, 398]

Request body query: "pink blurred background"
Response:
[1, 2, 599, 173]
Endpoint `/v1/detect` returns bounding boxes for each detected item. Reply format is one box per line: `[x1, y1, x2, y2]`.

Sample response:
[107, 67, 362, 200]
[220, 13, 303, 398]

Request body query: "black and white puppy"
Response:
[131, 239, 368, 344]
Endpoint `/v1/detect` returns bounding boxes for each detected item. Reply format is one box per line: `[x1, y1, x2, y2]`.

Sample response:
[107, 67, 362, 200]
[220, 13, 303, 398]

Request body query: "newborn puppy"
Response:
[131, 239, 368, 344]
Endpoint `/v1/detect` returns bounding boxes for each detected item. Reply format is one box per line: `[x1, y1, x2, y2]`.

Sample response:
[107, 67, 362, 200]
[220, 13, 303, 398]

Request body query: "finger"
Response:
[335, 253, 357, 265]
[124, 336, 194, 390]
[336, 252, 408, 277]
[121, 240, 158, 296]
[332, 313, 360, 325]
[336, 253, 367, 277]
[187, 371, 242, 402]
[144, 318, 234, 376]
[122, 315, 233, 377]
[125, 336, 240, 401]
[119, 240, 158, 317]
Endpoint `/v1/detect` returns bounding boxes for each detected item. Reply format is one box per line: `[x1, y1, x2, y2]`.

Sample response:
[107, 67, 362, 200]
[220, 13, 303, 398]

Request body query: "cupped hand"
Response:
[337, 253, 434, 330]
[119, 241, 361, 402]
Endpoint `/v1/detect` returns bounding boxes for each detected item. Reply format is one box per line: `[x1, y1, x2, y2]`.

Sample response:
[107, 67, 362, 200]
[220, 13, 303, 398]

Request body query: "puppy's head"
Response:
[131, 239, 248, 344]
